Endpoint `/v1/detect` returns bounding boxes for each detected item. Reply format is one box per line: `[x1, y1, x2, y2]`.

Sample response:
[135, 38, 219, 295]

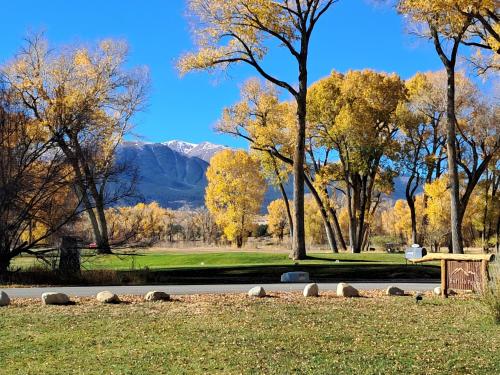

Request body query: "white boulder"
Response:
[281, 271, 310, 283]
[42, 292, 70, 305]
[303, 283, 319, 297]
[336, 282, 359, 298]
[96, 291, 120, 304]
[434, 287, 442, 296]
[0, 291, 10, 306]
[248, 286, 266, 298]
[386, 286, 405, 296]
[144, 291, 170, 302]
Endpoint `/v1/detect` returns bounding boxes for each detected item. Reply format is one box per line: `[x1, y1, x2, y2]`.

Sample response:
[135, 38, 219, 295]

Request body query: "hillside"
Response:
[117, 140, 412, 210]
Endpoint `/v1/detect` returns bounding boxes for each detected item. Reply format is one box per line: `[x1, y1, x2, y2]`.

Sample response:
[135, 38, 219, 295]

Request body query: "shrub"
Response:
[481, 262, 500, 324]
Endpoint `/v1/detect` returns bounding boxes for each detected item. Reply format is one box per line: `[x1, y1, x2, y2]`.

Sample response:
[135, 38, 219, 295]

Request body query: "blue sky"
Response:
[0, 0, 448, 148]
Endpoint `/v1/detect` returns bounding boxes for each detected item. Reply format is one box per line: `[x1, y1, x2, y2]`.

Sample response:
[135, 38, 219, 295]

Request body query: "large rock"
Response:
[96, 291, 120, 304]
[434, 286, 442, 296]
[303, 283, 319, 297]
[42, 292, 70, 305]
[248, 286, 266, 298]
[336, 283, 359, 298]
[281, 271, 310, 283]
[0, 291, 10, 307]
[144, 291, 170, 302]
[386, 286, 405, 296]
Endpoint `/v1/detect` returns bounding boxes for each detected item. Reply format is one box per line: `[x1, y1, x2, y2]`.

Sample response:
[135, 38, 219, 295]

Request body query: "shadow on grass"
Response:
[2, 263, 440, 287]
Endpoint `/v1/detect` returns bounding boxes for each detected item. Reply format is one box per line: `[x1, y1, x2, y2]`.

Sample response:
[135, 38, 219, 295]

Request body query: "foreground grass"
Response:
[13, 251, 408, 271]
[1, 293, 498, 374]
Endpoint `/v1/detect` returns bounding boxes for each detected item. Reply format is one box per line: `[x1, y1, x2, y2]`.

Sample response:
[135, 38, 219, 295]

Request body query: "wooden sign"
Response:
[412, 253, 494, 298]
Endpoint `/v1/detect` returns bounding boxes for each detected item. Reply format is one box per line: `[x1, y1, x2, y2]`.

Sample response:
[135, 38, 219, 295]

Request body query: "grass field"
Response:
[13, 251, 410, 271]
[1, 292, 498, 374]
[5, 251, 439, 286]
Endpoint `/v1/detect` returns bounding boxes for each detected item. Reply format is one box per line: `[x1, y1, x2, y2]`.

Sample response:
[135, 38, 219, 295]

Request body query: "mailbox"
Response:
[405, 244, 427, 261]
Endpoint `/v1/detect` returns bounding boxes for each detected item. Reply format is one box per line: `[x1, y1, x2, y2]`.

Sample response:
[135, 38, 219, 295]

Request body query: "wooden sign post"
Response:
[412, 253, 495, 298]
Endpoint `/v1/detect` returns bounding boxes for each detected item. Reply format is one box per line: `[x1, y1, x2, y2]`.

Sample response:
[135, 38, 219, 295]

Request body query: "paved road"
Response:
[2, 282, 439, 298]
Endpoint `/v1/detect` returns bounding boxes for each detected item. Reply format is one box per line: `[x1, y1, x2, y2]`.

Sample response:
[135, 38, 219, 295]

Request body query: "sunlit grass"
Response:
[1, 293, 498, 374]
[12, 251, 407, 271]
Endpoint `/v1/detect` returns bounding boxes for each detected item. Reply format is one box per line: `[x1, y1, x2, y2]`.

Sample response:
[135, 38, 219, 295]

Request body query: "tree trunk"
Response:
[57, 139, 105, 250]
[291, 84, 307, 260]
[444, 69, 464, 254]
[431, 26, 466, 254]
[321, 186, 347, 251]
[0, 254, 10, 277]
[324, 220, 338, 253]
[408, 198, 418, 245]
[95, 198, 111, 254]
[496, 217, 500, 253]
[304, 177, 338, 253]
[236, 235, 243, 248]
[58, 236, 81, 276]
[277, 181, 293, 241]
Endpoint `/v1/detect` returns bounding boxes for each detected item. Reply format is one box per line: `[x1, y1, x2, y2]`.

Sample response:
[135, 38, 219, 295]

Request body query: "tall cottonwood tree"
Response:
[3, 36, 147, 253]
[178, 0, 338, 259]
[399, 0, 473, 253]
[402, 70, 476, 244]
[307, 70, 406, 253]
[218, 79, 343, 253]
[205, 150, 266, 247]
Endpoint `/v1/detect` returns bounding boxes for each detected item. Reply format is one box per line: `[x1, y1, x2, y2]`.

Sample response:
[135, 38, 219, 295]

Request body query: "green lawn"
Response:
[6, 252, 439, 286]
[1, 294, 498, 374]
[13, 251, 408, 271]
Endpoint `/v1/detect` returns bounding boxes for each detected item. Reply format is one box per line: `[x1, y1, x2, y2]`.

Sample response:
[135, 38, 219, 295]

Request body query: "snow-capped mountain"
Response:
[163, 140, 197, 155]
[115, 139, 409, 210]
[163, 140, 228, 162]
[115, 139, 284, 209]
[117, 141, 209, 209]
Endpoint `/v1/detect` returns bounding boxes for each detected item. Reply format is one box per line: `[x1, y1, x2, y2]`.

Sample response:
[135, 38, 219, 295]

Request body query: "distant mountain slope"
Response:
[116, 140, 414, 210]
[118, 141, 209, 209]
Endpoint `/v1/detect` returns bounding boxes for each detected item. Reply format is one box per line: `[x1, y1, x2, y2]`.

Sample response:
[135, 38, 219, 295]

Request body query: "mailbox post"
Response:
[411, 253, 495, 297]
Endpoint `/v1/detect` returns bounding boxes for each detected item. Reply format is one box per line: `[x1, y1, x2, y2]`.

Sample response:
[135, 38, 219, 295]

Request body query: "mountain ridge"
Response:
[116, 139, 412, 210]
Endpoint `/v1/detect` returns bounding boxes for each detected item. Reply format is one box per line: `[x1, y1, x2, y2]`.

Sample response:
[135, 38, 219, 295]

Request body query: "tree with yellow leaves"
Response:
[267, 199, 291, 242]
[0, 88, 81, 275]
[304, 195, 327, 246]
[2, 35, 148, 253]
[205, 150, 266, 247]
[179, 0, 338, 259]
[104, 202, 173, 247]
[454, 1, 499, 74]
[397, 0, 498, 253]
[219, 78, 345, 253]
[382, 198, 425, 244]
[307, 69, 407, 253]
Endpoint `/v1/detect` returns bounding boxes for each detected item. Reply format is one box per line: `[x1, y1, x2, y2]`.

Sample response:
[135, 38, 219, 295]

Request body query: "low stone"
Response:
[336, 282, 359, 298]
[433, 286, 442, 296]
[96, 291, 120, 304]
[281, 271, 310, 283]
[386, 286, 405, 296]
[145, 291, 170, 302]
[42, 292, 70, 305]
[248, 286, 266, 298]
[0, 291, 10, 307]
[303, 283, 319, 297]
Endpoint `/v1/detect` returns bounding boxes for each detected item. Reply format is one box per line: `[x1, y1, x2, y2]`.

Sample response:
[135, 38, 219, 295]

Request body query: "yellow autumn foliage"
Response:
[267, 199, 290, 241]
[205, 150, 266, 247]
